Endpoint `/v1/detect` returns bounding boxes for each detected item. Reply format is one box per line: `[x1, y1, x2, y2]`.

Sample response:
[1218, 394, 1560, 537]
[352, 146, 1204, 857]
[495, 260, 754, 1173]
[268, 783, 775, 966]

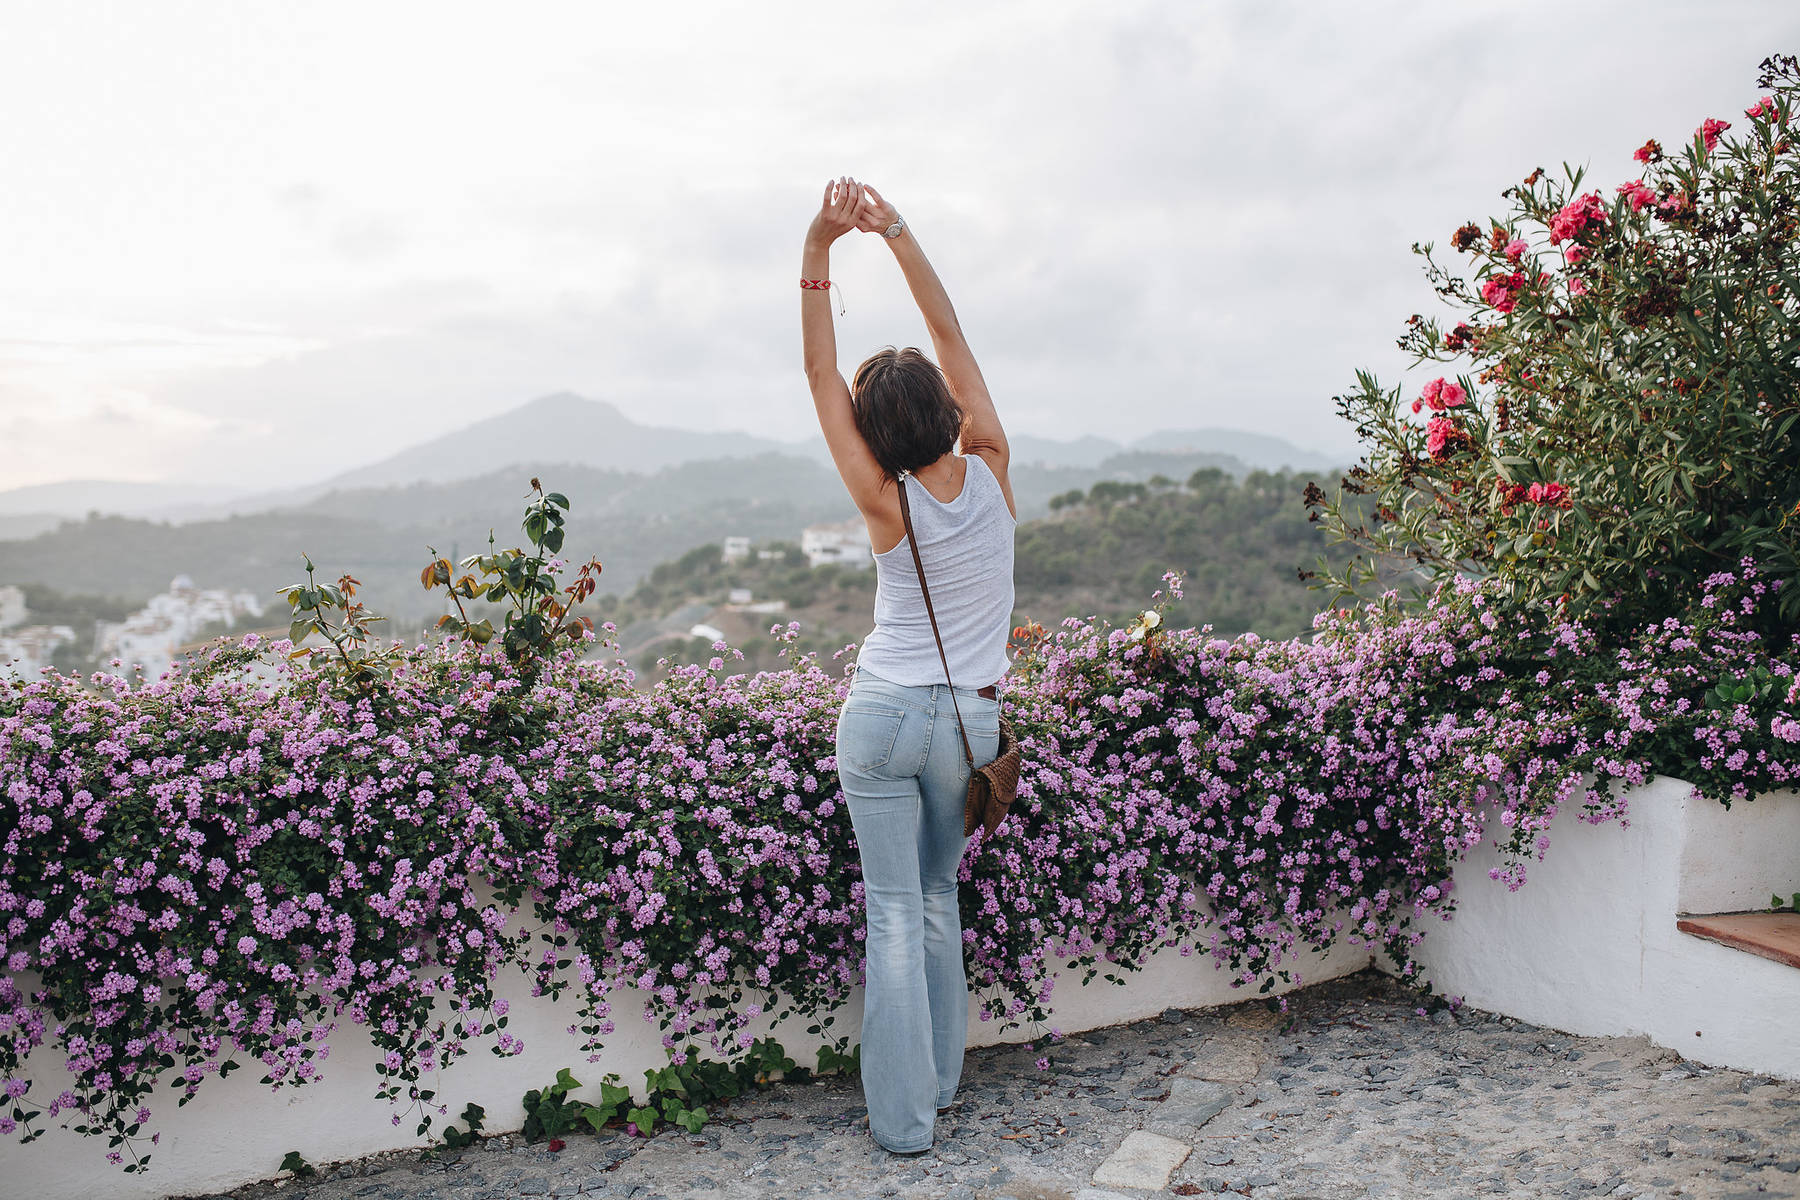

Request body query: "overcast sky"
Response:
[1, 0, 1794, 491]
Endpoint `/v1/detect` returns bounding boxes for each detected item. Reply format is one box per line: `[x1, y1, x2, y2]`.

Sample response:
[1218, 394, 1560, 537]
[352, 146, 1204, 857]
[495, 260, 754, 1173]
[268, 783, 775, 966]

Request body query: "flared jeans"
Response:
[834, 667, 1002, 1153]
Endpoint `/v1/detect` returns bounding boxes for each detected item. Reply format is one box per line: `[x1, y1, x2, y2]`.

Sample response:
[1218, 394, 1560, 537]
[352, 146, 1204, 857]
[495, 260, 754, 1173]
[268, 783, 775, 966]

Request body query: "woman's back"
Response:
[856, 453, 1015, 688]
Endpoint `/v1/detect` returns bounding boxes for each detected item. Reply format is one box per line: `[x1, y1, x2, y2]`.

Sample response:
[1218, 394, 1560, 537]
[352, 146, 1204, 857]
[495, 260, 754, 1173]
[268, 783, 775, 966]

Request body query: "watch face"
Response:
[885, 220, 904, 238]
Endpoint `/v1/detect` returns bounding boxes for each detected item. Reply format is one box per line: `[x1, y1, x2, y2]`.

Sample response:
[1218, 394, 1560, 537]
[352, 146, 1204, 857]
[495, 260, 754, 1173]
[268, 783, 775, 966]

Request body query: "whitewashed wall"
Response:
[1, 909, 1372, 1200]
[1384, 776, 1800, 1080]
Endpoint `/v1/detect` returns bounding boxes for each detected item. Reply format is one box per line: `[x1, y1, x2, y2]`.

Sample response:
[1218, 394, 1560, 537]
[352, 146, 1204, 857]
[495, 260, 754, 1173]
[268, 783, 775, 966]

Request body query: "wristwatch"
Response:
[882, 214, 906, 239]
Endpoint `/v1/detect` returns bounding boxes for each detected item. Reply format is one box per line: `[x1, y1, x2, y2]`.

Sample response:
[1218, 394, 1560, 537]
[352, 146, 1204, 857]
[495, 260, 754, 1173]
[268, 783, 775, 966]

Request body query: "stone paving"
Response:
[180, 971, 1800, 1200]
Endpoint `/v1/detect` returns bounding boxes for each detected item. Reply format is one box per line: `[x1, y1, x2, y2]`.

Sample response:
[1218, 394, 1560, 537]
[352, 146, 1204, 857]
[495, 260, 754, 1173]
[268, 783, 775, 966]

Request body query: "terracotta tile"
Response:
[1676, 912, 1800, 969]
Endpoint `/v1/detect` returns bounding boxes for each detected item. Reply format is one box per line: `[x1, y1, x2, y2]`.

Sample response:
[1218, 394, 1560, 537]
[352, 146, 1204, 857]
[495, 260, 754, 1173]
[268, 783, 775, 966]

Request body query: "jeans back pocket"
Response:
[836, 702, 907, 775]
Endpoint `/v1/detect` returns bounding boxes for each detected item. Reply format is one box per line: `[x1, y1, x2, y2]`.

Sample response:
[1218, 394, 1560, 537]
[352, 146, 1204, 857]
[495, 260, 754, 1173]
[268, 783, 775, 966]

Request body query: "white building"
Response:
[727, 587, 754, 606]
[0, 585, 26, 631]
[801, 519, 872, 569]
[0, 623, 75, 679]
[721, 535, 751, 563]
[94, 575, 266, 676]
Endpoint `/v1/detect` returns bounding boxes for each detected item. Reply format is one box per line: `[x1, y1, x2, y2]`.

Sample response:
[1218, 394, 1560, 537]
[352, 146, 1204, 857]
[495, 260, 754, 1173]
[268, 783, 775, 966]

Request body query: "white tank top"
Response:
[855, 453, 1016, 688]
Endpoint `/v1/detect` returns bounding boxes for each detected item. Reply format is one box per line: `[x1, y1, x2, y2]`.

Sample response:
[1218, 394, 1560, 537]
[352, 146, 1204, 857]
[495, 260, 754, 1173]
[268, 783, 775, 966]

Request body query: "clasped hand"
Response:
[807, 176, 899, 245]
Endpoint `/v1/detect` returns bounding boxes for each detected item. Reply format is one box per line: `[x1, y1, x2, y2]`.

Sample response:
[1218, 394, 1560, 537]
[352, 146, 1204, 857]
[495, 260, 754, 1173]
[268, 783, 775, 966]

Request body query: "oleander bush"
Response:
[1307, 56, 1800, 635]
[2, 560, 1797, 1173]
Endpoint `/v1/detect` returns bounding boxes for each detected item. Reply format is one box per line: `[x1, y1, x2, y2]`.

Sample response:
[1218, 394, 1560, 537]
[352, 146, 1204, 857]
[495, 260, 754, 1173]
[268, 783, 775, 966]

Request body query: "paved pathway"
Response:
[179, 971, 1800, 1200]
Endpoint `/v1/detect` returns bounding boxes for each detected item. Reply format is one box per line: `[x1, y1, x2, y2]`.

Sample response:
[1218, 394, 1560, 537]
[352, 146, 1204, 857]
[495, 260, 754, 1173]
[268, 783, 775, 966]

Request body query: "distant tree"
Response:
[1088, 480, 1148, 507]
[1187, 466, 1228, 491]
[1048, 488, 1087, 512]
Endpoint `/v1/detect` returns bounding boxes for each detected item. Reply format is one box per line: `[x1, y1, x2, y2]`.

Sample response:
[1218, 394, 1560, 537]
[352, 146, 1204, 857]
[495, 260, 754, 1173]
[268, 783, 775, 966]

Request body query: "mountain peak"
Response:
[516, 391, 631, 424]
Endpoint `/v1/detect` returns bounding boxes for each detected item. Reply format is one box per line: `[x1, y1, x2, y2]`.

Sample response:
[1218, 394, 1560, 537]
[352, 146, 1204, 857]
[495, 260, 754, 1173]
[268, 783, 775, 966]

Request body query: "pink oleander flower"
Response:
[1419, 378, 1467, 413]
[1568, 277, 1589, 298]
[1633, 138, 1661, 164]
[1425, 415, 1468, 458]
[1616, 180, 1656, 213]
[1480, 271, 1526, 314]
[1525, 482, 1572, 509]
[1698, 117, 1730, 152]
[1503, 238, 1529, 263]
[1549, 192, 1607, 245]
[1565, 244, 1588, 265]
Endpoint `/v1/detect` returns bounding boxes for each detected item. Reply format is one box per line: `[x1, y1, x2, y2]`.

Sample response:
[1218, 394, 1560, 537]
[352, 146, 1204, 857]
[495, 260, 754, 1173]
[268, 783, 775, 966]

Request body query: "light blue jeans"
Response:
[835, 666, 1002, 1153]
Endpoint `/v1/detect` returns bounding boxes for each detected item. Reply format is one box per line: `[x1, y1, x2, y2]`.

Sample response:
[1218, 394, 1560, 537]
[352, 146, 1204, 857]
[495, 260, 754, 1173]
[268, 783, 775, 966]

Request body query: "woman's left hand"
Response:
[806, 176, 868, 247]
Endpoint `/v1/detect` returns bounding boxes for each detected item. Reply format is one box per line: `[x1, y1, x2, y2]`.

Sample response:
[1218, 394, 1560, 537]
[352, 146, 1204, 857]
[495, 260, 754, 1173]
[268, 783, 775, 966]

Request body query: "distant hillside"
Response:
[607, 466, 1370, 680]
[0, 479, 250, 518]
[0, 391, 1347, 527]
[0, 449, 1340, 620]
[318, 392, 808, 492]
[0, 457, 855, 627]
[1129, 428, 1343, 473]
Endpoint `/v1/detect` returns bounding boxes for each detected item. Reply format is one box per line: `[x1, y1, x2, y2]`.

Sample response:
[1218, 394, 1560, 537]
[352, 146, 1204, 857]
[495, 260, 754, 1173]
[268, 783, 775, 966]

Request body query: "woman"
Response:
[800, 177, 1018, 1154]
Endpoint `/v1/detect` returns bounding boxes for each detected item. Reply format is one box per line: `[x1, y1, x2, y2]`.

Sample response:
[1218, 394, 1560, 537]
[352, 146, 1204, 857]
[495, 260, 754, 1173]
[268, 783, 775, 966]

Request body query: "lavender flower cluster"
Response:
[1, 565, 1794, 1170]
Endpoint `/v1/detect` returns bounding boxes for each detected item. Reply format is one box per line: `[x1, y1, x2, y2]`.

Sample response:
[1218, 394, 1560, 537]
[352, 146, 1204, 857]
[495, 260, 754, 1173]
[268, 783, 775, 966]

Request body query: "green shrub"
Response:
[1308, 55, 1800, 635]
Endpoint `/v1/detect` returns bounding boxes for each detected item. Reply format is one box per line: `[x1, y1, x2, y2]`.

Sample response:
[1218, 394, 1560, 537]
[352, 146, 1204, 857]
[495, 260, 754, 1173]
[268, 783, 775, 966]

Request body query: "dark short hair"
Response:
[850, 347, 964, 480]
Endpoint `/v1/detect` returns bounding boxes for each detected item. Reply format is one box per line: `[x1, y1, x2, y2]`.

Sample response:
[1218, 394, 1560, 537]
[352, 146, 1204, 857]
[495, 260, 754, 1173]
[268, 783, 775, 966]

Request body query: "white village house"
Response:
[800, 518, 872, 569]
[0, 585, 77, 679]
[94, 575, 266, 676]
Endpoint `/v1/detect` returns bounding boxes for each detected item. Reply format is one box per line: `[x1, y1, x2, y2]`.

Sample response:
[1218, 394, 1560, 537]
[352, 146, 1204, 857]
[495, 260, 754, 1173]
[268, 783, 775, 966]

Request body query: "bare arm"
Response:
[857, 186, 1013, 514]
[801, 177, 890, 516]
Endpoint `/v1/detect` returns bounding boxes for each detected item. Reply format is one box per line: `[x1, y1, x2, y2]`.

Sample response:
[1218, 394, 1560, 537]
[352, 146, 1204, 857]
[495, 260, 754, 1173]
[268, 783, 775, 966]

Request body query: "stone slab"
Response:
[1146, 1077, 1234, 1139]
[1177, 1035, 1268, 1083]
[1091, 1130, 1192, 1191]
[1676, 913, 1800, 970]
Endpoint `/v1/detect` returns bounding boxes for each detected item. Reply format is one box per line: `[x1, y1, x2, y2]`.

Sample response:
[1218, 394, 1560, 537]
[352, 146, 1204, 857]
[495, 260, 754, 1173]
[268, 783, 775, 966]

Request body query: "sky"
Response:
[1, 0, 1795, 491]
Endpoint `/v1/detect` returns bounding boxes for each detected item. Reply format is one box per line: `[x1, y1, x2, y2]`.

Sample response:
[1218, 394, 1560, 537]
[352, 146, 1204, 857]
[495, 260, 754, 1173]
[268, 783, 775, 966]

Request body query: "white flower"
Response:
[1142, 610, 1161, 629]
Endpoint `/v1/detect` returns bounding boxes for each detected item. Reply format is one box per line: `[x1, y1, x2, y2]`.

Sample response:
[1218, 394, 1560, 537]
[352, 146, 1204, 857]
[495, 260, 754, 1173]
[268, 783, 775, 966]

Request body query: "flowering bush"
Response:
[1307, 56, 1800, 634]
[2, 562, 1797, 1173]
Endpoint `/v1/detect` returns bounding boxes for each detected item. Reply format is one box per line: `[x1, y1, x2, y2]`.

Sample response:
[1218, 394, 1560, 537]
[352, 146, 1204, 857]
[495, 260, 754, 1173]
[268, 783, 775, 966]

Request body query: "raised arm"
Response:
[856, 186, 1012, 498]
[802, 177, 889, 516]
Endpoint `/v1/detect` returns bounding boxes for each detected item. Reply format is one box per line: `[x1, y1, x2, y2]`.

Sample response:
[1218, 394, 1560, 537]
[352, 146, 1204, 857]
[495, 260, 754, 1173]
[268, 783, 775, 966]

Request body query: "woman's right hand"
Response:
[854, 183, 899, 234]
[806, 176, 868, 247]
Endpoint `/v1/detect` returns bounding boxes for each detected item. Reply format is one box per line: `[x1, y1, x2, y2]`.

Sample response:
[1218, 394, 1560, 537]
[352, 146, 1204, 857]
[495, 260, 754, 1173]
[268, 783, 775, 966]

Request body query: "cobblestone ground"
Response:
[183, 971, 1800, 1200]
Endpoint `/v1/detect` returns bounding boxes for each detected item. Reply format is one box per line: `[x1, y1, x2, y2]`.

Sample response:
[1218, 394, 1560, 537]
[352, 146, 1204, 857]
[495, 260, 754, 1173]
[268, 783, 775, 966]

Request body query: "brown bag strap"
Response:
[896, 470, 976, 767]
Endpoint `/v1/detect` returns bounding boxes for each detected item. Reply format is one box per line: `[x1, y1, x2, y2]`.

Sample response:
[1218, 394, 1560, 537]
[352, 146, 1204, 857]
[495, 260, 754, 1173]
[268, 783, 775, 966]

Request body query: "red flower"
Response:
[1419, 378, 1467, 412]
[1698, 118, 1730, 153]
[1633, 138, 1662, 164]
[547, 1138, 567, 1152]
[1425, 416, 1470, 459]
[1480, 271, 1526, 314]
[1549, 193, 1606, 245]
[1525, 482, 1572, 509]
[1616, 180, 1656, 213]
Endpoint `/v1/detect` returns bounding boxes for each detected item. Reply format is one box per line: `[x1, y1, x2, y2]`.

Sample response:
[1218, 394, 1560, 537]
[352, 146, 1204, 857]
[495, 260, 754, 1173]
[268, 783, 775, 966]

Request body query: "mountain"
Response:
[1129, 428, 1343, 473]
[0, 456, 855, 625]
[0, 393, 1351, 526]
[0, 479, 251, 518]
[305, 392, 807, 493]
